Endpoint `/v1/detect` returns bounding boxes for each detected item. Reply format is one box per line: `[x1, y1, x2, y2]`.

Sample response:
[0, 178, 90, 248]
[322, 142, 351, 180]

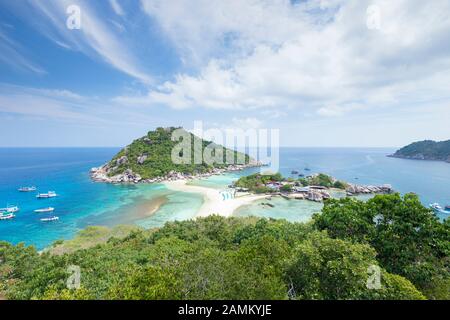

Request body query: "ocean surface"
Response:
[0, 147, 448, 249]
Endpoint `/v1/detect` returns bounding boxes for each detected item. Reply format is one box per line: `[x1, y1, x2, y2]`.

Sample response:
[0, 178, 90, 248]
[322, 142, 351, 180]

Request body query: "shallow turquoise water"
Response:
[234, 197, 323, 222]
[0, 147, 448, 249]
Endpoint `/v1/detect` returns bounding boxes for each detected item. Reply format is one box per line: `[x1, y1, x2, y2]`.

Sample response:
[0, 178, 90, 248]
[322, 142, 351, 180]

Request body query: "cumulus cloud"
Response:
[133, 0, 450, 117]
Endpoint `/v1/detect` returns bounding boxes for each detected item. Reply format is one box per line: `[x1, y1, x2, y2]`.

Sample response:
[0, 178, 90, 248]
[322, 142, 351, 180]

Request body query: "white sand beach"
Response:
[164, 180, 269, 217]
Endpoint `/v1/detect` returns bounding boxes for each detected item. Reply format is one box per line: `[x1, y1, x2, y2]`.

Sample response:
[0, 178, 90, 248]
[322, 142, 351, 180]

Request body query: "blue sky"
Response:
[0, 0, 449, 147]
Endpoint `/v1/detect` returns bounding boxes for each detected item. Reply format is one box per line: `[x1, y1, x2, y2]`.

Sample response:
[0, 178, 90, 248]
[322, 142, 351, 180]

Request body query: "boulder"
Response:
[137, 154, 148, 165]
[143, 137, 153, 145]
[116, 156, 128, 166]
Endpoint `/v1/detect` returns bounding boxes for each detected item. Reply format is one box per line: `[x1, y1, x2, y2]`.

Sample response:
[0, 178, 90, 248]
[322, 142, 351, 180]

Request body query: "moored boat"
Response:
[36, 191, 57, 199]
[40, 216, 59, 222]
[34, 207, 55, 213]
[0, 205, 19, 213]
[429, 203, 443, 211]
[18, 186, 37, 192]
[0, 213, 15, 220]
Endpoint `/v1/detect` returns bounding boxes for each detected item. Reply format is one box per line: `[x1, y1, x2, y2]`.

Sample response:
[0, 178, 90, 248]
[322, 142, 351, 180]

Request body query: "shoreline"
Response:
[164, 179, 269, 217]
[90, 163, 263, 184]
[388, 154, 450, 164]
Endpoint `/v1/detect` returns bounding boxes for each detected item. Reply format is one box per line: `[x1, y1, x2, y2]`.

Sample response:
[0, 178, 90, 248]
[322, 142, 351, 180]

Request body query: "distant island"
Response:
[91, 127, 259, 183]
[389, 140, 450, 163]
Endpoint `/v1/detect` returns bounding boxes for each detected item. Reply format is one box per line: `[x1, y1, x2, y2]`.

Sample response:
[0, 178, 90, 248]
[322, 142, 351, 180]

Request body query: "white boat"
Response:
[40, 216, 59, 222]
[18, 186, 37, 192]
[36, 191, 57, 199]
[429, 203, 449, 214]
[429, 203, 443, 211]
[0, 205, 19, 213]
[34, 207, 55, 213]
[0, 213, 15, 220]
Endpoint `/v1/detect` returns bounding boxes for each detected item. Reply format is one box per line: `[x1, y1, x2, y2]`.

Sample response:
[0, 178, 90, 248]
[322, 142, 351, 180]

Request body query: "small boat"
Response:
[0, 205, 19, 213]
[0, 213, 15, 220]
[40, 216, 59, 222]
[18, 186, 37, 192]
[298, 174, 305, 177]
[291, 170, 299, 174]
[430, 203, 443, 212]
[36, 191, 57, 199]
[304, 168, 311, 171]
[34, 207, 55, 213]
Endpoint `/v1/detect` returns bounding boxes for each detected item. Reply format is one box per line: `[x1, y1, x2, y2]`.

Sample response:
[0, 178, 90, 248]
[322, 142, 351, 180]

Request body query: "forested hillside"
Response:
[391, 140, 450, 162]
[92, 127, 252, 182]
[0, 194, 448, 300]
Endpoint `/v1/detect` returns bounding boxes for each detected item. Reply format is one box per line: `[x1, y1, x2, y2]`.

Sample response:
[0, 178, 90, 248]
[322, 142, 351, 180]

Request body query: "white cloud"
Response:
[133, 0, 450, 119]
[0, 29, 46, 74]
[0, 84, 161, 126]
[231, 117, 263, 129]
[109, 0, 125, 16]
[7, 0, 151, 83]
[317, 104, 366, 117]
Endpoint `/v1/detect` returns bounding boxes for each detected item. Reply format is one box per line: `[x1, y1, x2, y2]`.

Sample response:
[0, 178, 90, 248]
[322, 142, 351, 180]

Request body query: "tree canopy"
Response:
[1, 200, 441, 300]
[313, 193, 450, 299]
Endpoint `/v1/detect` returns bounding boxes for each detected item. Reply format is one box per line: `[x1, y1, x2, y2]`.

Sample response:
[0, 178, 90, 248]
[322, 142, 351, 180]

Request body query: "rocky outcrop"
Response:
[137, 154, 148, 165]
[345, 183, 393, 195]
[116, 156, 128, 166]
[90, 163, 261, 185]
[142, 137, 153, 145]
[90, 166, 142, 184]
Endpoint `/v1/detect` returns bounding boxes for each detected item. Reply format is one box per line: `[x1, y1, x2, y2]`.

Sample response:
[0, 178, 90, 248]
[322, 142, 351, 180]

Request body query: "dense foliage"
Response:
[234, 173, 283, 193]
[392, 139, 450, 162]
[1, 194, 447, 300]
[107, 127, 251, 179]
[313, 193, 450, 299]
[298, 173, 348, 189]
[235, 173, 347, 193]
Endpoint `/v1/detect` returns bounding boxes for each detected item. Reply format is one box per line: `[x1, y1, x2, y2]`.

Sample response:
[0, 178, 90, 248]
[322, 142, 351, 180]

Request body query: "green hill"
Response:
[91, 127, 256, 183]
[390, 140, 450, 162]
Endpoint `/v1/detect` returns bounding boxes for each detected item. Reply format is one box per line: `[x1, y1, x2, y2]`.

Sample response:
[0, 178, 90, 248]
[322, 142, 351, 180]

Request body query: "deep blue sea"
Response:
[0, 147, 448, 249]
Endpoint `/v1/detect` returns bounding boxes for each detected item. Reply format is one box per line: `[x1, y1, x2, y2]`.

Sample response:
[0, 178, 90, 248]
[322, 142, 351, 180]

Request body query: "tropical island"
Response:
[90, 127, 260, 183]
[389, 139, 450, 163]
[2, 130, 448, 301]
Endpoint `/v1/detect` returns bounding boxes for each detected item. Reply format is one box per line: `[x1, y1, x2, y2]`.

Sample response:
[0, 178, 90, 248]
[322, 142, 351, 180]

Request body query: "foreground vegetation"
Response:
[0, 194, 448, 300]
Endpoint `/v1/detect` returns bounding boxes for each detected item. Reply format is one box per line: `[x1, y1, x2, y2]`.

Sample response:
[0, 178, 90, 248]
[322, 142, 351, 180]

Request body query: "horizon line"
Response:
[0, 145, 400, 149]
